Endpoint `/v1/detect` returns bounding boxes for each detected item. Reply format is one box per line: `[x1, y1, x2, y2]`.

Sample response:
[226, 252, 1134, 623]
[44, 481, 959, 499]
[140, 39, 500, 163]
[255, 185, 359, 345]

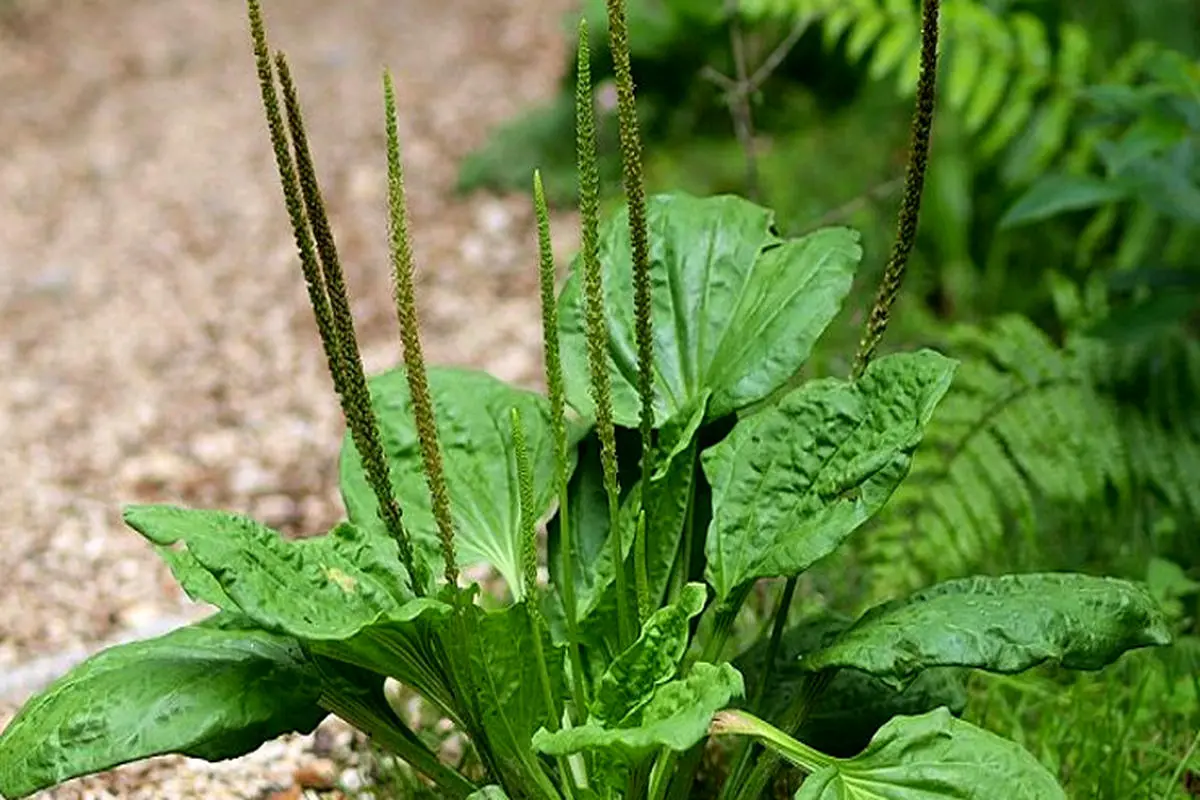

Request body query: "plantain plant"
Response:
[0, 1, 1172, 798]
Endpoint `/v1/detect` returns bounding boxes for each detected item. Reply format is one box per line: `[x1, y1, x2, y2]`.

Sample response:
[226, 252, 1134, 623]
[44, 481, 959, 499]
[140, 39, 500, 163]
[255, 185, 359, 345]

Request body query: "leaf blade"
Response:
[793, 708, 1065, 799]
[703, 351, 957, 600]
[558, 193, 860, 428]
[801, 573, 1173, 687]
[0, 616, 326, 800]
[340, 366, 576, 594]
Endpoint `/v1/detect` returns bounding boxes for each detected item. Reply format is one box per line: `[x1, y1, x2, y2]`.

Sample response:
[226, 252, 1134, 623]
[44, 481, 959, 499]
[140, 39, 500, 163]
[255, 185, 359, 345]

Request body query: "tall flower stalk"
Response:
[852, 0, 942, 378]
[576, 19, 635, 650]
[604, 0, 658, 551]
[384, 70, 458, 586]
[729, 3, 944, 797]
[535, 171, 591, 718]
[248, 0, 427, 593]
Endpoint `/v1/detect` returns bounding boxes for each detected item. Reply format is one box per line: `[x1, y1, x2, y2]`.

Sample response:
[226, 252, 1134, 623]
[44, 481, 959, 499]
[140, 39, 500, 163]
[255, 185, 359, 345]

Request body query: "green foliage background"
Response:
[460, 1, 1200, 796]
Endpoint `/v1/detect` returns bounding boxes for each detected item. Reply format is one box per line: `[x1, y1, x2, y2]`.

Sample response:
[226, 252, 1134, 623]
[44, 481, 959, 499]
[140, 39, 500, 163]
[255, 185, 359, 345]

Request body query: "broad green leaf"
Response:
[703, 351, 957, 600]
[532, 662, 744, 762]
[340, 366, 579, 594]
[467, 788, 510, 800]
[592, 583, 708, 726]
[0, 615, 326, 800]
[801, 573, 1173, 688]
[1000, 173, 1128, 229]
[792, 708, 1065, 799]
[126, 505, 447, 641]
[734, 612, 968, 757]
[442, 601, 565, 797]
[557, 193, 860, 428]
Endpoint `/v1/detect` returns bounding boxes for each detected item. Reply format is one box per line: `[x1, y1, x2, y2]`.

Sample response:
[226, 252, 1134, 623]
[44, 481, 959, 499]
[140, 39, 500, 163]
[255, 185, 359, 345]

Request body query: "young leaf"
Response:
[557, 193, 860, 428]
[703, 350, 957, 600]
[801, 573, 1173, 688]
[125, 505, 446, 641]
[592, 583, 708, 726]
[547, 432, 626, 621]
[551, 395, 701, 611]
[533, 662, 744, 762]
[716, 707, 1065, 799]
[340, 366, 581, 595]
[0, 615, 326, 800]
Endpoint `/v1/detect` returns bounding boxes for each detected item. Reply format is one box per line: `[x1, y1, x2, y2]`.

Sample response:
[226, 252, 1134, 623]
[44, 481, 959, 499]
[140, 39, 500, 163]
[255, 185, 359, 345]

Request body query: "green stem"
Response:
[647, 747, 673, 800]
[626, 762, 650, 799]
[318, 688, 476, 798]
[604, 477, 634, 649]
[529, 600, 577, 800]
[699, 583, 754, 666]
[730, 671, 836, 800]
[1164, 728, 1200, 800]
[634, 510, 651, 624]
[753, 578, 796, 713]
[556, 485, 592, 723]
[711, 709, 835, 777]
[668, 450, 700, 604]
[720, 578, 797, 799]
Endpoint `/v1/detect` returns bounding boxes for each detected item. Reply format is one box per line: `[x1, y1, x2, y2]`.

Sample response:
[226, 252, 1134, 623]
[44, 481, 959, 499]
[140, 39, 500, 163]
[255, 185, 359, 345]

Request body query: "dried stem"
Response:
[701, 10, 815, 204]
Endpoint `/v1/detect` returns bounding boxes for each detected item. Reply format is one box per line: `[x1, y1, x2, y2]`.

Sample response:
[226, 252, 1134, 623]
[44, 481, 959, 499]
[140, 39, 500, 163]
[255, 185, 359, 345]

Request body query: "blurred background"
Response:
[0, 0, 1196, 797]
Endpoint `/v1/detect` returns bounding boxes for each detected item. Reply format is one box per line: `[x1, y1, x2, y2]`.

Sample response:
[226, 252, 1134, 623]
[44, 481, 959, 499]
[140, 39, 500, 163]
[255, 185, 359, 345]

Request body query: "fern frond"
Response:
[740, 0, 1161, 184]
[863, 316, 1114, 590]
[862, 314, 1200, 599]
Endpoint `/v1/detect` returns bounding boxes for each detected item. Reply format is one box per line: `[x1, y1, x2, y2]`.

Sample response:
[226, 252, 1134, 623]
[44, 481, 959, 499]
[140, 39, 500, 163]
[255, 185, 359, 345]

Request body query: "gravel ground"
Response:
[0, 0, 573, 795]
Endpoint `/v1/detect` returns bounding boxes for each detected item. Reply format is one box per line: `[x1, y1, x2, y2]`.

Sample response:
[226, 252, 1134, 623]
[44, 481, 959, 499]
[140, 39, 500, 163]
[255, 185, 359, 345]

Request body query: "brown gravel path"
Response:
[0, 0, 573, 795]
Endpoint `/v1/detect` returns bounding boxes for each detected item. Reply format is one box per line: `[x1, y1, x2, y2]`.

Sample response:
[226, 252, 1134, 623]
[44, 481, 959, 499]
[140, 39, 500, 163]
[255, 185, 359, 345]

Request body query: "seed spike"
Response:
[534, 171, 568, 489]
[246, 0, 341, 396]
[852, 0, 941, 379]
[272, 48, 428, 593]
[384, 69, 458, 586]
[534, 170, 592, 719]
[576, 18, 634, 650]
[514, 404, 577, 794]
[604, 0, 656, 510]
[511, 407, 539, 602]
